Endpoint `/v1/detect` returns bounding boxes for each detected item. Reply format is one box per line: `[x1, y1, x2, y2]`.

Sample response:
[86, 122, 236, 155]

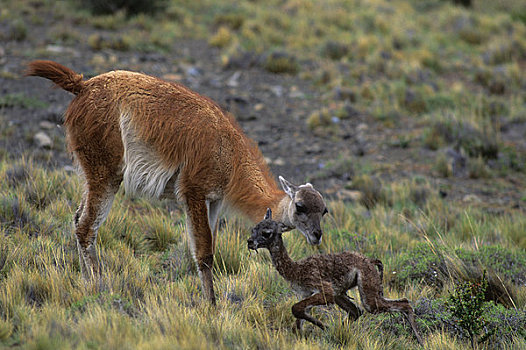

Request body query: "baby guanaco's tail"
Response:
[26, 60, 85, 95]
[371, 258, 384, 281]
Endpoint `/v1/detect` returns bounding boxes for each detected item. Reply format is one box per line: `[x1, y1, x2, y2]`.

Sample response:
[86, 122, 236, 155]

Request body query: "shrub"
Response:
[434, 152, 452, 178]
[306, 108, 332, 130]
[81, 0, 166, 15]
[424, 120, 498, 159]
[390, 243, 447, 289]
[446, 273, 489, 349]
[209, 26, 233, 48]
[321, 41, 349, 60]
[348, 175, 385, 210]
[213, 13, 245, 30]
[308, 156, 355, 181]
[0, 94, 48, 109]
[9, 19, 27, 41]
[467, 156, 491, 179]
[263, 51, 299, 74]
[455, 245, 526, 286]
[411, 297, 525, 348]
[0, 318, 13, 341]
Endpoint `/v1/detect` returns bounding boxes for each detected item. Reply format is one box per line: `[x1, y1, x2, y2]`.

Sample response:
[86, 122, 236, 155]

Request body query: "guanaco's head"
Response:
[247, 208, 286, 251]
[279, 176, 327, 245]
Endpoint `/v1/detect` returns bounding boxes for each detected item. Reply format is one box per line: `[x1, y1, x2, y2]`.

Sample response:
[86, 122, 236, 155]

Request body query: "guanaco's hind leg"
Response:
[74, 174, 121, 279]
[185, 195, 216, 305]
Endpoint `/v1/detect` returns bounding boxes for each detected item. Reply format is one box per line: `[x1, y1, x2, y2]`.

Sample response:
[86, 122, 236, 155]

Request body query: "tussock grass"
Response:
[0, 157, 524, 349]
[3, 0, 526, 346]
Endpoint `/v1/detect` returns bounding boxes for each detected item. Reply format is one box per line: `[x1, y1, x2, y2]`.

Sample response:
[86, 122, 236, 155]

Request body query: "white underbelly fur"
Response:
[119, 112, 178, 198]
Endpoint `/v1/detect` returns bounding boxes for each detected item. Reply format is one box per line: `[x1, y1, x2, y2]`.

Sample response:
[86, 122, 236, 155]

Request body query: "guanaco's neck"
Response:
[268, 237, 298, 281]
[227, 167, 292, 225]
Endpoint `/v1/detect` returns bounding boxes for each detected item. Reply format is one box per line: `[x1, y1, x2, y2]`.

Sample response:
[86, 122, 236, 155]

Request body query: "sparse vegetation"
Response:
[1, 0, 526, 348]
[0, 158, 523, 349]
[0, 94, 48, 109]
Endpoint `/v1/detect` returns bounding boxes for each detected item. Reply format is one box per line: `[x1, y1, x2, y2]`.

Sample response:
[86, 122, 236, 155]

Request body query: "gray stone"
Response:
[33, 131, 52, 149]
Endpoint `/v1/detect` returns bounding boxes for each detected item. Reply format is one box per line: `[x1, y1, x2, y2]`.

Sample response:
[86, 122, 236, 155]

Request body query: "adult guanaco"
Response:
[248, 209, 424, 345]
[26, 60, 328, 304]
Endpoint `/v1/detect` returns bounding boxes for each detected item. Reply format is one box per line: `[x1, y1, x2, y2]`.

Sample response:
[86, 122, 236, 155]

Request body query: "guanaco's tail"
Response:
[371, 258, 384, 281]
[26, 60, 85, 95]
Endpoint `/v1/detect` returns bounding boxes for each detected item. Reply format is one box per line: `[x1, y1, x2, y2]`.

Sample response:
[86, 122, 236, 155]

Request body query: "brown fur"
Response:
[26, 60, 327, 304]
[248, 209, 424, 345]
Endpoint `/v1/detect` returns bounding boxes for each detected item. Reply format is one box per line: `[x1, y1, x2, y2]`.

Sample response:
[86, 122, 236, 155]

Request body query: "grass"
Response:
[1, 0, 526, 348]
[0, 157, 524, 349]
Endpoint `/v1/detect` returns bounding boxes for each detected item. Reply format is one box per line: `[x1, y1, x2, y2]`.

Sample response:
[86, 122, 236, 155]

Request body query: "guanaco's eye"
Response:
[263, 229, 273, 238]
[322, 208, 328, 216]
[295, 202, 307, 214]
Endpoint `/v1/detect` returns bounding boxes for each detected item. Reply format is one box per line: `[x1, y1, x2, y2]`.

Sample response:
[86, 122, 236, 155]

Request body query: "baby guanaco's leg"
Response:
[292, 286, 335, 332]
[335, 294, 362, 321]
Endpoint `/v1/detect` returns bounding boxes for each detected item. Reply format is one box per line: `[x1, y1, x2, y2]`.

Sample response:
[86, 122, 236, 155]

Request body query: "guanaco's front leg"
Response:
[185, 196, 216, 305]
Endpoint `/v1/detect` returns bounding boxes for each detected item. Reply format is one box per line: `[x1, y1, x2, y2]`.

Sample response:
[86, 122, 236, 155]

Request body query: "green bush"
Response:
[446, 273, 489, 349]
[321, 41, 349, 60]
[390, 243, 447, 289]
[348, 175, 386, 210]
[263, 51, 299, 74]
[80, 0, 166, 15]
[455, 246, 526, 286]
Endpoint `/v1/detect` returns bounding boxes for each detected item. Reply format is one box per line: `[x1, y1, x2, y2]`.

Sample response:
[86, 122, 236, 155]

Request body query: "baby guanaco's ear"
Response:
[264, 208, 272, 220]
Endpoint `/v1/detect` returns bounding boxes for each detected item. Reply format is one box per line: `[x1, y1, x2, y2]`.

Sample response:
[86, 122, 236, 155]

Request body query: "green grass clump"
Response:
[306, 108, 332, 130]
[390, 243, 447, 289]
[348, 174, 386, 209]
[209, 26, 234, 48]
[8, 19, 27, 41]
[263, 51, 299, 74]
[0, 157, 524, 349]
[455, 245, 526, 286]
[0, 94, 48, 109]
[80, 0, 166, 15]
[320, 40, 349, 60]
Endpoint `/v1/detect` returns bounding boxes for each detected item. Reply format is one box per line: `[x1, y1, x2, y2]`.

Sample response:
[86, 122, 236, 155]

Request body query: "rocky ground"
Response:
[0, 3, 525, 212]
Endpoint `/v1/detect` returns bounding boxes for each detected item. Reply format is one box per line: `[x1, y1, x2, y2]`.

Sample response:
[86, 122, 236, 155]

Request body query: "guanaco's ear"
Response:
[264, 208, 272, 220]
[279, 176, 298, 199]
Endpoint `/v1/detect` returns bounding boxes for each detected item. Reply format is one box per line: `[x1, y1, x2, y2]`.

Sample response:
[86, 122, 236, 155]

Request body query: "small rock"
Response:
[305, 144, 322, 155]
[357, 123, 368, 132]
[63, 165, 76, 173]
[226, 71, 241, 87]
[39, 121, 55, 130]
[463, 194, 481, 203]
[45, 45, 72, 54]
[162, 73, 183, 81]
[45, 105, 65, 123]
[33, 131, 52, 149]
[289, 89, 305, 98]
[254, 103, 264, 112]
[185, 66, 201, 77]
[273, 158, 285, 166]
[269, 85, 284, 98]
